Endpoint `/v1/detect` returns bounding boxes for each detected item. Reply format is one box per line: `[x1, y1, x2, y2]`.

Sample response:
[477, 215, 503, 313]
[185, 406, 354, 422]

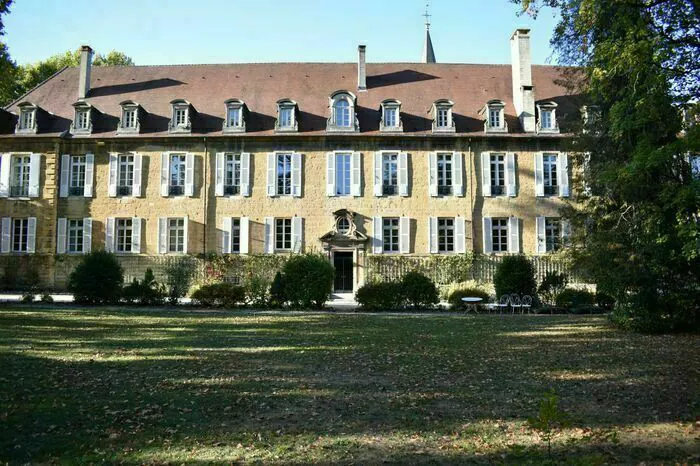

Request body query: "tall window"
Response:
[382, 152, 398, 195]
[67, 219, 84, 253]
[489, 108, 501, 128]
[541, 110, 553, 129]
[491, 218, 508, 253]
[75, 110, 89, 130]
[437, 153, 453, 195]
[276, 153, 293, 196]
[545, 218, 561, 252]
[334, 98, 351, 127]
[275, 218, 292, 250]
[436, 107, 449, 128]
[116, 218, 133, 253]
[279, 107, 293, 128]
[225, 154, 241, 195]
[384, 106, 397, 128]
[12, 218, 29, 252]
[231, 218, 241, 253]
[11, 155, 31, 197]
[122, 109, 137, 129]
[118, 154, 134, 196]
[490, 153, 506, 195]
[335, 152, 352, 196]
[438, 218, 455, 253]
[227, 106, 241, 127]
[69, 155, 86, 196]
[169, 153, 186, 195]
[174, 108, 188, 127]
[168, 218, 185, 253]
[19, 110, 34, 131]
[543, 154, 558, 195]
[382, 218, 400, 253]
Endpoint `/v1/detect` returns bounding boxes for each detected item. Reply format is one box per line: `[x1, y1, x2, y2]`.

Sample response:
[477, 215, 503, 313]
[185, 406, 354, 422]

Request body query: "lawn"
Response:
[0, 309, 697, 464]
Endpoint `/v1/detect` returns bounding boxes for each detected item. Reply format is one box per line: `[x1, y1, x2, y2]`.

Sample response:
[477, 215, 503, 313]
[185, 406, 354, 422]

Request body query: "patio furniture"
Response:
[521, 295, 533, 313]
[510, 294, 522, 314]
[461, 297, 483, 314]
[495, 294, 511, 313]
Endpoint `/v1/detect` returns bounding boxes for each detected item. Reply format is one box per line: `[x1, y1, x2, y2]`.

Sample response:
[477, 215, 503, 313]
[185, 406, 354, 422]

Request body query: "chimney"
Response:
[357, 45, 367, 91]
[510, 29, 535, 132]
[78, 45, 93, 100]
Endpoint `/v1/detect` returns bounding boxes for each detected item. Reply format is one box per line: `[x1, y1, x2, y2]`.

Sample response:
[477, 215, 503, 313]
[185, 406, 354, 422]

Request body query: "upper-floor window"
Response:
[483, 100, 507, 133]
[535, 152, 569, 197]
[69, 155, 86, 196]
[328, 91, 358, 132]
[118, 100, 140, 134]
[335, 99, 350, 127]
[490, 153, 506, 196]
[327, 151, 361, 198]
[20, 110, 34, 130]
[335, 152, 352, 196]
[169, 99, 191, 133]
[543, 154, 558, 195]
[15, 102, 38, 134]
[276, 99, 298, 132]
[432, 100, 455, 133]
[537, 101, 559, 133]
[223, 99, 246, 133]
[169, 153, 186, 196]
[382, 152, 399, 195]
[118, 154, 134, 196]
[276, 153, 293, 196]
[71, 101, 93, 134]
[11, 155, 31, 197]
[225, 153, 242, 195]
[175, 109, 187, 126]
[437, 153, 453, 195]
[380, 99, 402, 132]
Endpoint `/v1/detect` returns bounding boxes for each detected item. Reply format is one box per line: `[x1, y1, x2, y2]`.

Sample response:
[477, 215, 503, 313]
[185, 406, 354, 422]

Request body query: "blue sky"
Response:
[4, 0, 559, 66]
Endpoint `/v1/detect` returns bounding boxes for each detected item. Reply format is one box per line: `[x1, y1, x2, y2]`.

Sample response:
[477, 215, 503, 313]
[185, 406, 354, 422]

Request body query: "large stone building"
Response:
[0, 27, 582, 292]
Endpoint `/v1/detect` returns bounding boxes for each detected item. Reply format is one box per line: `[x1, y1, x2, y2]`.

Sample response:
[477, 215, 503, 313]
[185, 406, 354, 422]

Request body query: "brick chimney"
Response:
[510, 29, 535, 132]
[78, 45, 93, 100]
[357, 45, 367, 91]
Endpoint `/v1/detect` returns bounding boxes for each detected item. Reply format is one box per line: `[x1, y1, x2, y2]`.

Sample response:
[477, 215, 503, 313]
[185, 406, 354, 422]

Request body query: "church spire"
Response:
[422, 2, 436, 63]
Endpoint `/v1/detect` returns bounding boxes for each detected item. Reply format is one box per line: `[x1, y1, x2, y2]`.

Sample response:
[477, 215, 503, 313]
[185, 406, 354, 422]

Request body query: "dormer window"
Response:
[70, 101, 93, 135]
[275, 99, 298, 132]
[223, 99, 247, 133]
[15, 102, 38, 134]
[380, 99, 403, 132]
[169, 99, 192, 133]
[432, 100, 455, 133]
[537, 101, 559, 134]
[327, 91, 359, 133]
[117, 100, 141, 135]
[481, 100, 507, 133]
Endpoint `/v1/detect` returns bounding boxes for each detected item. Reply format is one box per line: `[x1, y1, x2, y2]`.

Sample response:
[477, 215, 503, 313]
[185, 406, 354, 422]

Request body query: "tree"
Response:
[0, 0, 18, 106]
[512, 0, 700, 332]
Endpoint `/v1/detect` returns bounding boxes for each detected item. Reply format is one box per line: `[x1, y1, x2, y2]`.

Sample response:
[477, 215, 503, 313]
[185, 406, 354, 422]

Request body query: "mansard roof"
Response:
[3, 62, 581, 138]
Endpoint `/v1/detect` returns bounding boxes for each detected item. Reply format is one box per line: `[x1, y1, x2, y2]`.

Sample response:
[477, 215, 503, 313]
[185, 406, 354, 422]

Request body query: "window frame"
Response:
[11, 218, 29, 253]
[542, 153, 559, 195]
[115, 218, 133, 253]
[16, 104, 37, 134]
[327, 91, 358, 133]
[231, 218, 242, 254]
[10, 155, 31, 198]
[168, 153, 187, 196]
[489, 153, 506, 196]
[167, 217, 186, 254]
[67, 218, 85, 254]
[224, 153, 242, 195]
[382, 217, 400, 253]
[169, 100, 192, 133]
[117, 154, 135, 196]
[381, 152, 399, 195]
[483, 100, 507, 133]
[436, 152, 453, 196]
[334, 152, 352, 196]
[537, 102, 559, 134]
[432, 100, 455, 133]
[491, 218, 509, 253]
[223, 99, 247, 133]
[275, 152, 293, 196]
[68, 155, 86, 196]
[275, 99, 298, 132]
[275, 218, 293, 251]
[380, 100, 403, 132]
[545, 217, 562, 252]
[437, 217, 455, 253]
[117, 101, 140, 135]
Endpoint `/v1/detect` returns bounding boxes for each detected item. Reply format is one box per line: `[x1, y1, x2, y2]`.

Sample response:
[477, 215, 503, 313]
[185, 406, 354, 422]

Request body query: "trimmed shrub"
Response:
[269, 272, 286, 308]
[555, 288, 595, 308]
[191, 283, 246, 308]
[245, 274, 270, 308]
[282, 253, 335, 308]
[21, 292, 34, 303]
[493, 255, 537, 299]
[163, 258, 196, 305]
[401, 271, 439, 308]
[122, 268, 165, 306]
[355, 282, 405, 311]
[40, 292, 54, 304]
[595, 291, 616, 311]
[538, 272, 568, 306]
[68, 251, 124, 305]
[448, 288, 491, 311]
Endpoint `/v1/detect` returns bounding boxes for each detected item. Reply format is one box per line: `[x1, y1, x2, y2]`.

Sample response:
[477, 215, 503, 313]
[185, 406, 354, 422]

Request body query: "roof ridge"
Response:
[4, 66, 71, 111]
[80, 62, 531, 68]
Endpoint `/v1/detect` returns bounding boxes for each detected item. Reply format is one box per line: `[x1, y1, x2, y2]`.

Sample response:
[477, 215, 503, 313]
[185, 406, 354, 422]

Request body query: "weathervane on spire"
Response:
[423, 2, 431, 30]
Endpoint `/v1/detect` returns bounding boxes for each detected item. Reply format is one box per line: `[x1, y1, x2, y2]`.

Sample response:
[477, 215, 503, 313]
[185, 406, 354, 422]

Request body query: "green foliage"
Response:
[555, 288, 595, 308]
[190, 283, 246, 308]
[367, 253, 474, 285]
[493, 255, 537, 299]
[355, 282, 405, 311]
[121, 268, 166, 306]
[595, 291, 615, 311]
[269, 272, 286, 308]
[39, 292, 54, 304]
[163, 258, 195, 305]
[281, 253, 335, 308]
[0, 0, 17, 106]
[20, 291, 34, 303]
[527, 389, 570, 458]
[68, 251, 124, 305]
[448, 288, 491, 311]
[538, 272, 568, 306]
[401, 271, 439, 309]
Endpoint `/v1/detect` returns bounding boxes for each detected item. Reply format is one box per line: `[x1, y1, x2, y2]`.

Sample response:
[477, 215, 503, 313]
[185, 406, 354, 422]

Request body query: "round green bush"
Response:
[282, 253, 335, 308]
[401, 271, 438, 308]
[493, 255, 537, 299]
[555, 288, 596, 308]
[355, 282, 405, 311]
[448, 288, 491, 311]
[68, 251, 124, 305]
[191, 283, 246, 308]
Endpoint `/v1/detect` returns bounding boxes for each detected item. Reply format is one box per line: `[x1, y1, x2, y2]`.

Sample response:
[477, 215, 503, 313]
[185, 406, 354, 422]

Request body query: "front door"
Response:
[333, 252, 354, 292]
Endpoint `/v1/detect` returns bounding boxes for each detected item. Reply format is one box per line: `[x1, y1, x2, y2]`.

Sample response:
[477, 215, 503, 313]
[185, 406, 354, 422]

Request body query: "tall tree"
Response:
[512, 0, 700, 332]
[0, 0, 18, 106]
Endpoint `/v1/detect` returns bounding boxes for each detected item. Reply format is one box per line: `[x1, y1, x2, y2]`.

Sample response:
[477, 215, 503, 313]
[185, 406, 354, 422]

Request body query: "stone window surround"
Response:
[71, 101, 93, 135]
[537, 101, 559, 134]
[380, 99, 403, 132]
[15, 102, 38, 135]
[431, 99, 456, 133]
[169, 99, 192, 133]
[223, 98, 247, 133]
[482, 99, 507, 133]
[117, 100, 141, 135]
[327, 90, 359, 133]
[275, 98, 298, 133]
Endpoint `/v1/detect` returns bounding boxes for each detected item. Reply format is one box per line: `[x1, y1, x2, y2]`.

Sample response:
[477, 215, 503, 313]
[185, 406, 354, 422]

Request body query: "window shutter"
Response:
[182, 216, 189, 254]
[221, 217, 232, 254]
[132, 154, 143, 197]
[455, 216, 466, 254]
[266, 153, 276, 197]
[428, 216, 438, 253]
[561, 219, 572, 247]
[27, 218, 36, 253]
[84, 153, 94, 197]
[398, 152, 409, 197]
[264, 217, 274, 254]
[373, 152, 383, 196]
[28, 154, 41, 198]
[240, 217, 250, 254]
[108, 154, 118, 197]
[482, 217, 493, 254]
[292, 216, 303, 253]
[56, 218, 67, 254]
[60, 155, 70, 198]
[241, 152, 251, 197]
[160, 152, 170, 197]
[0, 217, 9, 253]
[536, 216, 546, 254]
[481, 152, 491, 197]
[372, 217, 383, 254]
[428, 152, 438, 197]
[292, 153, 302, 197]
[506, 152, 516, 197]
[185, 153, 195, 197]
[131, 217, 142, 253]
[326, 152, 336, 196]
[508, 217, 520, 253]
[351, 152, 361, 197]
[215, 152, 225, 196]
[105, 217, 115, 253]
[399, 216, 410, 254]
[83, 218, 92, 253]
[535, 152, 544, 197]
[158, 217, 168, 254]
[453, 152, 464, 197]
[0, 154, 10, 198]
[558, 152, 569, 197]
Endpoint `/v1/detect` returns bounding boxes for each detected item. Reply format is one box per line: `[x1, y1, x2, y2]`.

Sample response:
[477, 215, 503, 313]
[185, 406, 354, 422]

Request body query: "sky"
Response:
[3, 0, 560, 66]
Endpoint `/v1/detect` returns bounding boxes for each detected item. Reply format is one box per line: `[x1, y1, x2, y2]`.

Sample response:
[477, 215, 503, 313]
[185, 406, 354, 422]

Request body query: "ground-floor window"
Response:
[67, 219, 84, 253]
[491, 218, 508, 253]
[382, 217, 400, 253]
[438, 218, 454, 253]
[275, 218, 292, 250]
[116, 218, 133, 253]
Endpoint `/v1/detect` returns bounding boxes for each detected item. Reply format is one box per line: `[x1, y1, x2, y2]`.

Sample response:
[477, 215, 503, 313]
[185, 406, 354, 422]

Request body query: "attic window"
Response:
[118, 101, 140, 135]
[380, 99, 403, 132]
[15, 103, 38, 134]
[71, 101, 93, 135]
[223, 99, 246, 133]
[482, 100, 507, 133]
[327, 91, 359, 133]
[432, 100, 455, 133]
[276, 99, 298, 132]
[537, 102, 559, 134]
[169, 99, 191, 133]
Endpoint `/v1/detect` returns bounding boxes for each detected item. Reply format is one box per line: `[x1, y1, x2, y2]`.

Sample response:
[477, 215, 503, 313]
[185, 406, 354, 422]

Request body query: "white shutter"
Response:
[292, 216, 303, 253]
[398, 152, 409, 196]
[372, 216, 383, 254]
[27, 217, 36, 253]
[428, 216, 438, 253]
[108, 154, 118, 197]
[326, 152, 336, 196]
[160, 152, 170, 197]
[182, 216, 189, 254]
[82, 218, 92, 253]
[221, 217, 232, 254]
[481, 152, 491, 197]
[105, 217, 115, 253]
[351, 152, 361, 197]
[506, 152, 516, 197]
[453, 152, 464, 197]
[0, 217, 9, 253]
[185, 153, 195, 197]
[241, 152, 251, 197]
[264, 217, 274, 253]
[84, 153, 94, 197]
[373, 152, 383, 196]
[0, 154, 10, 198]
[215, 152, 225, 196]
[561, 219, 572, 247]
[558, 152, 570, 197]
[60, 154, 70, 197]
[131, 217, 142, 253]
[28, 154, 41, 197]
[57, 218, 67, 254]
[428, 152, 438, 197]
[455, 216, 466, 254]
[399, 216, 410, 254]
[158, 217, 168, 254]
[535, 152, 544, 197]
[536, 216, 546, 254]
[267, 153, 276, 196]
[240, 217, 250, 254]
[132, 153, 142, 197]
[292, 152, 302, 197]
[508, 217, 520, 253]
[482, 217, 493, 254]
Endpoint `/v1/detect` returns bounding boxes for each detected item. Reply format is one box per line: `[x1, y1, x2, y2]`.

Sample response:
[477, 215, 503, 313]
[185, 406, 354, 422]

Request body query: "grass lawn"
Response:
[0, 308, 697, 464]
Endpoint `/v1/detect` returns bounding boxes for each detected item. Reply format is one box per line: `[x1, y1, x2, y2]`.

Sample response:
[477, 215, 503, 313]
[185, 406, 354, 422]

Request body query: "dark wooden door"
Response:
[333, 252, 354, 292]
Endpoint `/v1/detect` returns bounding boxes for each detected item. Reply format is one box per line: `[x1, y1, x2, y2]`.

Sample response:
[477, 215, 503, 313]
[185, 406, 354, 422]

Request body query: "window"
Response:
[69, 155, 86, 196]
[537, 102, 559, 133]
[545, 218, 561, 252]
[115, 218, 133, 253]
[491, 218, 509, 253]
[118, 102, 140, 134]
[541, 110, 553, 129]
[279, 107, 293, 128]
[67, 219, 84, 253]
[167, 218, 185, 253]
[275, 218, 292, 250]
[382, 153, 399, 195]
[18, 109, 35, 131]
[12, 218, 29, 252]
[75, 110, 90, 131]
[438, 218, 455, 253]
[483, 100, 507, 132]
[169, 153, 186, 196]
[335, 152, 352, 196]
[490, 153, 506, 195]
[380, 100, 402, 132]
[123, 109, 136, 129]
[227, 106, 241, 128]
[489, 108, 501, 128]
[334, 98, 351, 127]
[231, 218, 241, 253]
[223, 99, 246, 132]
[10, 155, 31, 197]
[170, 100, 191, 132]
[543, 153, 558, 195]
[690, 154, 700, 180]
[437, 107, 449, 128]
[118, 154, 134, 196]
[175, 108, 187, 127]
[382, 218, 400, 253]
[276, 153, 293, 196]
[437, 153, 453, 195]
[225, 154, 242, 195]
[433, 100, 455, 132]
[384, 107, 397, 128]
[337, 217, 351, 235]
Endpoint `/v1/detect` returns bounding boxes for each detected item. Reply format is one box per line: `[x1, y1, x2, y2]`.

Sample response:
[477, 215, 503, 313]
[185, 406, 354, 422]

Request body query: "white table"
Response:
[461, 297, 483, 313]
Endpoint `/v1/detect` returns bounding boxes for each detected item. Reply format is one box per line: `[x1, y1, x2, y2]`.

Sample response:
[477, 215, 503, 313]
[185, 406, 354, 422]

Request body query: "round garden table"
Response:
[461, 297, 483, 314]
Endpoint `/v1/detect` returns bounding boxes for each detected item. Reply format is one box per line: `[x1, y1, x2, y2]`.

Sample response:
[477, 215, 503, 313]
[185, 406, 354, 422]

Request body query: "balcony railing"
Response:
[169, 185, 184, 196]
[10, 185, 29, 197]
[117, 185, 133, 196]
[544, 185, 558, 196]
[224, 185, 240, 196]
[437, 185, 453, 196]
[383, 184, 398, 195]
[491, 185, 505, 196]
[68, 186, 84, 196]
